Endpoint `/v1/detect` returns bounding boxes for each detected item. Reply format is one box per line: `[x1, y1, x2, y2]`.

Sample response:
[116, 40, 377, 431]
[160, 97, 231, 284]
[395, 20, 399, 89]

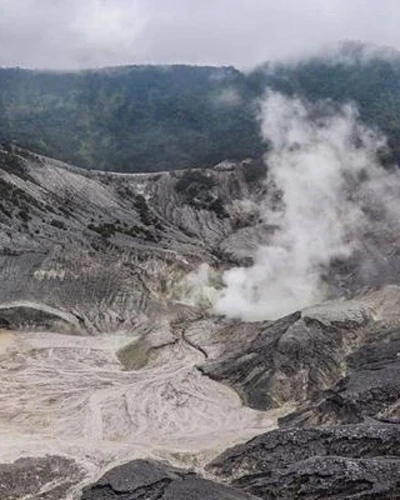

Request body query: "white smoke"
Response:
[175, 263, 219, 309]
[215, 91, 394, 321]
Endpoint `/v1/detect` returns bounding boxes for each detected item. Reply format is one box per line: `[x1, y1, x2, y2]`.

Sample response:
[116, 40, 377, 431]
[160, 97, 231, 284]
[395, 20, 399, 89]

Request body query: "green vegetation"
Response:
[175, 169, 216, 194]
[0, 173, 41, 220]
[175, 170, 228, 218]
[0, 65, 264, 172]
[134, 194, 163, 229]
[0, 149, 30, 179]
[117, 338, 152, 371]
[253, 42, 400, 164]
[87, 220, 159, 242]
[2, 45, 400, 171]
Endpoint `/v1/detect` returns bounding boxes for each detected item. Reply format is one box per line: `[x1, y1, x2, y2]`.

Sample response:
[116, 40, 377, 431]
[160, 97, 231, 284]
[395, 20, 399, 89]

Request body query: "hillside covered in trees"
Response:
[0, 65, 264, 172]
[258, 42, 400, 165]
[2, 43, 400, 172]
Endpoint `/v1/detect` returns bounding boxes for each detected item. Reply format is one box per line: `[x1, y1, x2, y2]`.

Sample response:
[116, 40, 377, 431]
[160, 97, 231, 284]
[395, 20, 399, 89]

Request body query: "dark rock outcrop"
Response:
[81, 459, 259, 500]
[280, 324, 400, 428]
[201, 288, 400, 422]
[208, 422, 400, 499]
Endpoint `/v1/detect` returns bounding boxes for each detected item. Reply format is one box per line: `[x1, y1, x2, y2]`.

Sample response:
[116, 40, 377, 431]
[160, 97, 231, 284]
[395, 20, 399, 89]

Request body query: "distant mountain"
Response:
[0, 65, 264, 172]
[2, 42, 400, 172]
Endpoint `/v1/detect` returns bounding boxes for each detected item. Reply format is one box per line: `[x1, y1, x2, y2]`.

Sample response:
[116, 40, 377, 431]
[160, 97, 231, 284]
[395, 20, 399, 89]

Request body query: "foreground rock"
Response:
[280, 323, 400, 428]
[208, 421, 400, 499]
[81, 422, 400, 499]
[81, 459, 259, 500]
[202, 287, 400, 425]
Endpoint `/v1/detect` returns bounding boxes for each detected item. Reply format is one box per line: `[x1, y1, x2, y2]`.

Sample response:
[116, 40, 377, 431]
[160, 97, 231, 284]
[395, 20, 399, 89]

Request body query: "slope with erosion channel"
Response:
[79, 286, 400, 499]
[0, 146, 279, 498]
[2, 146, 400, 498]
[0, 146, 270, 333]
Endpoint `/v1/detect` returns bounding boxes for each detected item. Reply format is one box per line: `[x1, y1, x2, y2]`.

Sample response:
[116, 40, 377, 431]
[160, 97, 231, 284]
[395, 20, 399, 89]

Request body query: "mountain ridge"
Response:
[3, 41, 400, 172]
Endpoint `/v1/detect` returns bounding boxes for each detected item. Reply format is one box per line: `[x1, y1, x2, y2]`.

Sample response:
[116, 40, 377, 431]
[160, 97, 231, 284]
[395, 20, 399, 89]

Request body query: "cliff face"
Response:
[2, 147, 400, 499]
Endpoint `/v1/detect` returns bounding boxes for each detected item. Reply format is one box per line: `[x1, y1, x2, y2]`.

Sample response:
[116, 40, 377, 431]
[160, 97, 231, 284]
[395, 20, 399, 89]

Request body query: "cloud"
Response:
[1, 0, 400, 69]
[0, 0, 146, 69]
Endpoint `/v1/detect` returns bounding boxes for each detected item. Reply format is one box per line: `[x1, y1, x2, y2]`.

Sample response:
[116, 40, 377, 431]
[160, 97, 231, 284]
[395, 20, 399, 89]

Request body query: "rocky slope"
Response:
[208, 422, 400, 499]
[0, 146, 270, 331]
[81, 459, 258, 500]
[79, 287, 400, 499]
[2, 146, 400, 499]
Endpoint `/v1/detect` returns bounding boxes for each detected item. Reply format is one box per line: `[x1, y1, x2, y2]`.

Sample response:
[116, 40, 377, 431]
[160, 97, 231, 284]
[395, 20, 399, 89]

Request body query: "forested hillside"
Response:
[257, 42, 400, 164]
[2, 43, 400, 171]
[0, 65, 264, 172]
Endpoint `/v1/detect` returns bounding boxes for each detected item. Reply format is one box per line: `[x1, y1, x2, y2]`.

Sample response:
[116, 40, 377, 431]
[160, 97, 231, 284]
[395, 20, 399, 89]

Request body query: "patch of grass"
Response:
[134, 194, 163, 229]
[88, 222, 117, 238]
[117, 338, 151, 370]
[175, 170, 216, 194]
[0, 177, 41, 220]
[175, 169, 228, 218]
[0, 149, 34, 181]
[88, 220, 159, 242]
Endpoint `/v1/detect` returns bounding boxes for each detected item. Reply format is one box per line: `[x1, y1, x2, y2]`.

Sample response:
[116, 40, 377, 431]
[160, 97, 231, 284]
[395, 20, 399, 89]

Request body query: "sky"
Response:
[1, 0, 400, 70]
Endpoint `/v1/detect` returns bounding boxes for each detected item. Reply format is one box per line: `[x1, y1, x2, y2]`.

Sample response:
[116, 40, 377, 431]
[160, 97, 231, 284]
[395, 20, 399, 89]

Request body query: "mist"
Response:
[215, 92, 398, 321]
[2, 1, 400, 69]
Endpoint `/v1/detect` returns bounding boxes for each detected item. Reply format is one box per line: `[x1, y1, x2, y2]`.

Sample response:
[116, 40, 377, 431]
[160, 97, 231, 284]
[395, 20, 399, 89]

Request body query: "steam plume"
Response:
[216, 91, 396, 321]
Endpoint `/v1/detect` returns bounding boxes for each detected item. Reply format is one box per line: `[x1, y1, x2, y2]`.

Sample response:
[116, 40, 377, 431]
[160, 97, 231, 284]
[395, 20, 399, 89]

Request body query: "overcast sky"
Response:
[1, 0, 400, 70]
